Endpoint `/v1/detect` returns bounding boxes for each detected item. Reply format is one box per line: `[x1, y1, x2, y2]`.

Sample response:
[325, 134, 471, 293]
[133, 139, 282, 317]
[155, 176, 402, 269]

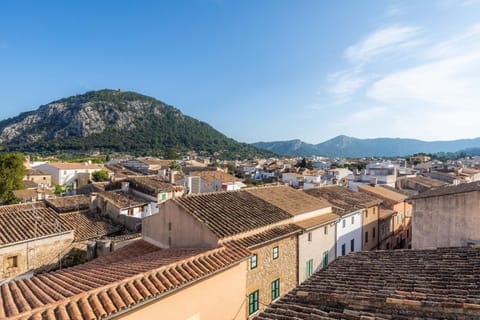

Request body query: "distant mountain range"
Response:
[253, 135, 480, 157]
[0, 89, 275, 159]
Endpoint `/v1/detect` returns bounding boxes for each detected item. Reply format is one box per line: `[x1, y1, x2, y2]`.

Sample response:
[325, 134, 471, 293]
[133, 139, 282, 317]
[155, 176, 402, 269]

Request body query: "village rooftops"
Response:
[187, 170, 240, 184]
[0, 239, 250, 319]
[98, 191, 147, 209]
[173, 190, 292, 239]
[46, 195, 91, 213]
[256, 246, 480, 319]
[406, 175, 448, 188]
[246, 186, 332, 216]
[58, 211, 121, 241]
[304, 186, 381, 215]
[408, 181, 480, 200]
[358, 184, 408, 203]
[127, 176, 181, 197]
[40, 162, 102, 170]
[0, 205, 73, 246]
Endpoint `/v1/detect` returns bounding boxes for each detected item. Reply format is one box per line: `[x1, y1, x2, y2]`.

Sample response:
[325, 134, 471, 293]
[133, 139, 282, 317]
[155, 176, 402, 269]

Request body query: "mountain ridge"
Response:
[253, 135, 480, 157]
[0, 89, 275, 159]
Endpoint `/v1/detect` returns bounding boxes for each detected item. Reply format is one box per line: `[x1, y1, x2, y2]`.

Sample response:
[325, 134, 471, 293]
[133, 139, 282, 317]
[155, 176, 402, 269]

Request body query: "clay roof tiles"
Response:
[357, 184, 408, 203]
[46, 195, 91, 213]
[58, 212, 120, 241]
[0, 240, 250, 319]
[408, 181, 480, 200]
[246, 186, 331, 216]
[231, 224, 301, 249]
[304, 186, 381, 215]
[294, 213, 340, 230]
[173, 190, 293, 238]
[256, 246, 480, 319]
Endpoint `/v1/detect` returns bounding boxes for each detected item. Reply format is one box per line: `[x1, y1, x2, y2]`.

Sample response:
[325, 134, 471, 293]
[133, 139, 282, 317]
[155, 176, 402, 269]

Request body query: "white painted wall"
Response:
[336, 210, 363, 257]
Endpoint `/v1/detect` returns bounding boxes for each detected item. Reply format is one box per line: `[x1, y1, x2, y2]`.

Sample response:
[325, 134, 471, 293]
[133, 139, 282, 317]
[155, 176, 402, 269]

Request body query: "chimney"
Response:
[121, 181, 130, 193]
[370, 177, 377, 186]
[170, 170, 176, 184]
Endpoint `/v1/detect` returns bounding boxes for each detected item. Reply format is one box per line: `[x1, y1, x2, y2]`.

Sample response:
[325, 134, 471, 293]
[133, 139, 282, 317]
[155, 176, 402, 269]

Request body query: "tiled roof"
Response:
[231, 224, 301, 249]
[58, 212, 121, 241]
[0, 240, 250, 319]
[46, 195, 91, 213]
[42, 162, 102, 170]
[304, 186, 380, 214]
[98, 191, 147, 209]
[256, 247, 480, 319]
[0, 206, 73, 246]
[188, 170, 240, 185]
[379, 208, 396, 220]
[174, 190, 293, 238]
[408, 181, 480, 200]
[27, 169, 50, 176]
[136, 158, 173, 167]
[127, 176, 178, 196]
[358, 184, 408, 202]
[246, 186, 331, 216]
[406, 175, 448, 188]
[294, 213, 339, 230]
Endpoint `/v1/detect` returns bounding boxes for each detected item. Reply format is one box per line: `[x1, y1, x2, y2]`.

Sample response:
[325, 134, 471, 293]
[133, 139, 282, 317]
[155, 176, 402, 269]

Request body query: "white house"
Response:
[36, 162, 103, 188]
[335, 209, 363, 257]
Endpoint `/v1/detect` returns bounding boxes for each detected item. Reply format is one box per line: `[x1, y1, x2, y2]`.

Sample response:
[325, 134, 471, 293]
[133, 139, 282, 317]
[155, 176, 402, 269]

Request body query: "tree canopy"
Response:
[0, 153, 26, 203]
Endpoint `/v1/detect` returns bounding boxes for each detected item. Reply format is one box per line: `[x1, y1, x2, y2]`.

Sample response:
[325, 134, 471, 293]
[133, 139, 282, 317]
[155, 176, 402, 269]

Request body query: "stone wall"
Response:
[246, 235, 297, 318]
[0, 231, 74, 280]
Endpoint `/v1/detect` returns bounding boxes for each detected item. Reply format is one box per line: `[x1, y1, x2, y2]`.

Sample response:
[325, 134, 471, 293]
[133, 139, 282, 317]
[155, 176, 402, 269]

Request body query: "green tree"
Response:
[169, 160, 182, 171]
[54, 184, 64, 195]
[0, 153, 26, 202]
[92, 169, 110, 182]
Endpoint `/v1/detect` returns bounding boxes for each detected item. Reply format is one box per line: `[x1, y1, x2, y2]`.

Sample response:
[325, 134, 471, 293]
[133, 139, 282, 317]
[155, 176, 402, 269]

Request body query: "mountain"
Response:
[0, 89, 275, 159]
[253, 135, 480, 157]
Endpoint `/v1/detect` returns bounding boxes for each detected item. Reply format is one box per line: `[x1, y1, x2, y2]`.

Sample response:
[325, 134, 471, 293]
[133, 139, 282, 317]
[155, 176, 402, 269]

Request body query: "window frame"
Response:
[248, 290, 259, 315]
[250, 254, 258, 269]
[272, 246, 279, 260]
[350, 238, 355, 252]
[306, 258, 314, 278]
[271, 278, 280, 301]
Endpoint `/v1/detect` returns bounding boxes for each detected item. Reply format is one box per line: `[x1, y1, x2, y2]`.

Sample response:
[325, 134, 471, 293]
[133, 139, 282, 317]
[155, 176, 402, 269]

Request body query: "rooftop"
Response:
[174, 190, 292, 238]
[409, 181, 480, 200]
[0, 206, 73, 246]
[231, 224, 301, 249]
[58, 211, 121, 241]
[246, 186, 331, 216]
[304, 186, 381, 214]
[406, 175, 448, 188]
[256, 247, 480, 319]
[294, 213, 340, 230]
[46, 195, 91, 213]
[98, 191, 147, 209]
[40, 162, 102, 170]
[187, 170, 240, 184]
[0, 239, 250, 319]
[127, 176, 180, 196]
[357, 184, 408, 203]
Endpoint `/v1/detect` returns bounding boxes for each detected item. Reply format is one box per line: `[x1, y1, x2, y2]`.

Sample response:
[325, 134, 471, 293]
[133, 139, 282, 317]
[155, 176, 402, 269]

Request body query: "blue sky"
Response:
[1, 1, 480, 144]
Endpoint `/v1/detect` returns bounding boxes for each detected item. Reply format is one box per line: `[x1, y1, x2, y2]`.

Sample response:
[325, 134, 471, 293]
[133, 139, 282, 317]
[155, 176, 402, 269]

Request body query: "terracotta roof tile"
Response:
[246, 186, 331, 216]
[0, 205, 72, 246]
[408, 181, 480, 200]
[97, 191, 147, 209]
[127, 176, 180, 196]
[42, 163, 102, 170]
[256, 247, 480, 319]
[58, 212, 120, 241]
[174, 190, 293, 238]
[294, 213, 339, 230]
[304, 186, 380, 214]
[230, 224, 301, 249]
[46, 195, 91, 213]
[357, 184, 408, 202]
[0, 240, 250, 319]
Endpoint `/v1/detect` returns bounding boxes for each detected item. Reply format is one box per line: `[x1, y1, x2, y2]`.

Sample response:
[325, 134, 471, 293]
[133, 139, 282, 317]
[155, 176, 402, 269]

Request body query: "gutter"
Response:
[107, 255, 250, 319]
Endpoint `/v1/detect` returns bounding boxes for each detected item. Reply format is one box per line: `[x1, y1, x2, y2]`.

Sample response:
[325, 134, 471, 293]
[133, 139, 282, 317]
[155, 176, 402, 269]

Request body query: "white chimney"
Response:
[121, 181, 130, 192]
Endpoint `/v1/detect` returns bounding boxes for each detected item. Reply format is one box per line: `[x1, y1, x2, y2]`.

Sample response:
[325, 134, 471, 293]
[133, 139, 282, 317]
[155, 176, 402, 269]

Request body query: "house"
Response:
[304, 186, 380, 255]
[125, 176, 184, 203]
[35, 162, 103, 188]
[0, 203, 74, 281]
[397, 174, 448, 193]
[143, 189, 300, 317]
[378, 208, 396, 250]
[0, 239, 250, 320]
[348, 161, 399, 190]
[408, 182, 480, 249]
[24, 168, 52, 188]
[358, 184, 412, 249]
[176, 170, 245, 194]
[246, 186, 337, 283]
[121, 157, 173, 174]
[282, 172, 304, 188]
[323, 168, 352, 186]
[256, 246, 480, 319]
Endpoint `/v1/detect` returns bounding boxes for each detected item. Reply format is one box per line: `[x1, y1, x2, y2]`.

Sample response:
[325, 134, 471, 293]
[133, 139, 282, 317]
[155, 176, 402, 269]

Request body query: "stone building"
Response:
[409, 182, 480, 249]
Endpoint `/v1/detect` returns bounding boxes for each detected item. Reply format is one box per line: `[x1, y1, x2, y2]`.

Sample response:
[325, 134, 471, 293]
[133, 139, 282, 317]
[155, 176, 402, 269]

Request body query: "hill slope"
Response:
[0, 90, 275, 159]
[253, 135, 480, 157]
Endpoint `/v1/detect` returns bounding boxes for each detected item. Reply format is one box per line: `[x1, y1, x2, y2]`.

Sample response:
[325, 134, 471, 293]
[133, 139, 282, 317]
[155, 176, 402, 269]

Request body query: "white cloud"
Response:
[327, 68, 369, 104]
[345, 26, 422, 64]
[426, 23, 480, 59]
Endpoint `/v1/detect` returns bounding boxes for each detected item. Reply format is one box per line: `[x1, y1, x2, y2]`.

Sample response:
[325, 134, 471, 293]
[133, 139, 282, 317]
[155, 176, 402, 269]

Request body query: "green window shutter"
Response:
[249, 290, 259, 315]
[271, 279, 280, 301]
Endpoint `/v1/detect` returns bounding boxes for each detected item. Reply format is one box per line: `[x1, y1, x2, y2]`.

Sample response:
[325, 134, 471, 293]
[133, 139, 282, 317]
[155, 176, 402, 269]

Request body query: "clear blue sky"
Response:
[1, 0, 480, 143]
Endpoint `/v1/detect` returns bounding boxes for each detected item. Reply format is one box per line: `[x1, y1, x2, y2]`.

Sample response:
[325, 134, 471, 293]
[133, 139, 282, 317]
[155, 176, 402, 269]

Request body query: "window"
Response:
[6, 256, 18, 269]
[272, 246, 279, 260]
[365, 210, 368, 218]
[351, 216, 355, 224]
[373, 207, 376, 215]
[322, 251, 329, 267]
[386, 243, 390, 250]
[271, 279, 280, 301]
[365, 231, 368, 243]
[127, 208, 134, 216]
[307, 232, 312, 242]
[372, 227, 376, 239]
[342, 219, 346, 228]
[306, 259, 314, 278]
[341, 244, 346, 256]
[248, 290, 259, 315]
[250, 254, 257, 269]
[350, 239, 355, 252]
[407, 229, 410, 238]
[161, 193, 167, 201]
[324, 226, 328, 235]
